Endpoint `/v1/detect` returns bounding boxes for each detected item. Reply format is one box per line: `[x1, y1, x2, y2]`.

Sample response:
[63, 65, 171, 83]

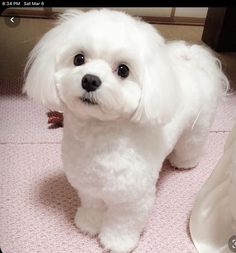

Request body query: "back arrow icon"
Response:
[10, 17, 14, 23]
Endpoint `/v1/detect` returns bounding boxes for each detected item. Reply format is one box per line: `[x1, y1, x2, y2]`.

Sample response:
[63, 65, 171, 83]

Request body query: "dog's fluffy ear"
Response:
[132, 35, 180, 125]
[23, 25, 62, 110]
[22, 9, 83, 110]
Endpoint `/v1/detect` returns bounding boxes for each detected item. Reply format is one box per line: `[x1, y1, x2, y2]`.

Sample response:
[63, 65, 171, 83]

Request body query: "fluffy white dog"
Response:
[23, 9, 229, 253]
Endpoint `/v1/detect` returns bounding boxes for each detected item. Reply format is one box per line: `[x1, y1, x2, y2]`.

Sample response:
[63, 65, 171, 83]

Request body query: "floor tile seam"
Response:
[0, 142, 61, 145]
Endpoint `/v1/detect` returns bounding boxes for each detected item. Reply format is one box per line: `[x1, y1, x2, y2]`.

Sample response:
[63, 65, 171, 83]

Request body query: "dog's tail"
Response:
[190, 44, 230, 96]
[167, 40, 230, 97]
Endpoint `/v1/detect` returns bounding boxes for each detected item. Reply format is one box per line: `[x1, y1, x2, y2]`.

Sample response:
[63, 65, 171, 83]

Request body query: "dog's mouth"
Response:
[80, 94, 98, 105]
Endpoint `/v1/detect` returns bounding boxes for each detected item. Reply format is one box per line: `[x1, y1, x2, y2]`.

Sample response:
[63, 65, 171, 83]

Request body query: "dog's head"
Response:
[23, 9, 179, 124]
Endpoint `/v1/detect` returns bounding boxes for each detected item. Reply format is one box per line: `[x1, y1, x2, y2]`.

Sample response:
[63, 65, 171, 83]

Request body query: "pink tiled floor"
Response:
[1, 79, 236, 253]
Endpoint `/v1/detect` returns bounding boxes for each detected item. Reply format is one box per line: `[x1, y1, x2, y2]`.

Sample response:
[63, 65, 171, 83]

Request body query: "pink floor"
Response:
[1, 79, 236, 253]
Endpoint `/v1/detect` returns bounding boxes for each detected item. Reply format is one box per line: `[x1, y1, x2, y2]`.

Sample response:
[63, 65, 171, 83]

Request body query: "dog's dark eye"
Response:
[74, 54, 85, 66]
[117, 64, 129, 78]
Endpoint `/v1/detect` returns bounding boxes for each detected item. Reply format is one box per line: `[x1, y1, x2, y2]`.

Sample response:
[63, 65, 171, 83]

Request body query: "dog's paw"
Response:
[99, 229, 140, 253]
[169, 159, 199, 170]
[74, 207, 103, 236]
[168, 154, 199, 170]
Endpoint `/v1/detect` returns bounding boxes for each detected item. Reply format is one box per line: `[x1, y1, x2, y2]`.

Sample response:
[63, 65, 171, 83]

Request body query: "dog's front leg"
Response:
[99, 191, 155, 253]
[74, 191, 107, 236]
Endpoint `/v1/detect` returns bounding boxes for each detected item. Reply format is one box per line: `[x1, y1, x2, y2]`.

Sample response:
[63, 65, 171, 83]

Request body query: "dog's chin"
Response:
[68, 96, 109, 120]
[70, 96, 124, 122]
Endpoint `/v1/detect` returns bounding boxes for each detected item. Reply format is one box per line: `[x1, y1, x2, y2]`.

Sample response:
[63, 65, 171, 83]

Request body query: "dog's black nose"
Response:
[81, 74, 101, 92]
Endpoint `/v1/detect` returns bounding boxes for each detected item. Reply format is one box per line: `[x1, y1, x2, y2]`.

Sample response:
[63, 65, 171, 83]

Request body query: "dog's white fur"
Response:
[23, 9, 229, 253]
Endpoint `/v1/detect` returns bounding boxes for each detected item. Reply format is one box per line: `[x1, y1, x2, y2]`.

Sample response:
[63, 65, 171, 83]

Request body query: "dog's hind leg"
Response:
[168, 110, 215, 170]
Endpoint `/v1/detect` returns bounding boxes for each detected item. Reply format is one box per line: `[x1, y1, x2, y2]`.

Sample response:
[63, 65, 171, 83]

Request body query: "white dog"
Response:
[23, 9, 229, 253]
